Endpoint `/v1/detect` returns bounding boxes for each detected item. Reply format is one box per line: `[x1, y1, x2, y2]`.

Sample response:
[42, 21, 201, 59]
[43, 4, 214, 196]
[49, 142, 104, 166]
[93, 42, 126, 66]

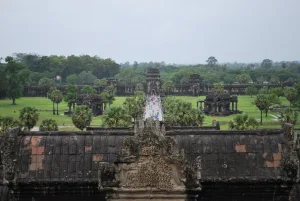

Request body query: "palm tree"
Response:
[100, 91, 115, 107]
[284, 87, 297, 107]
[51, 89, 63, 115]
[228, 114, 259, 130]
[264, 93, 281, 117]
[72, 106, 93, 131]
[102, 106, 131, 128]
[100, 85, 116, 107]
[64, 85, 77, 112]
[47, 87, 57, 115]
[254, 94, 268, 125]
[123, 94, 145, 121]
[19, 107, 39, 131]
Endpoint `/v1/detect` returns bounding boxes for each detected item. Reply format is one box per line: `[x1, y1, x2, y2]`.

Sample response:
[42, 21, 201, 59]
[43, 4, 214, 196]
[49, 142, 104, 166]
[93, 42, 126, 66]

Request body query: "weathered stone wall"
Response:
[13, 83, 292, 98]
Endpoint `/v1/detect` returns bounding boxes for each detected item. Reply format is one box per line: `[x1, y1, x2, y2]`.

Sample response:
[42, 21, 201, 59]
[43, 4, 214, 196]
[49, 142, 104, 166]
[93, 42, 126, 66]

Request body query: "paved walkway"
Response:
[144, 95, 163, 121]
[31, 126, 75, 131]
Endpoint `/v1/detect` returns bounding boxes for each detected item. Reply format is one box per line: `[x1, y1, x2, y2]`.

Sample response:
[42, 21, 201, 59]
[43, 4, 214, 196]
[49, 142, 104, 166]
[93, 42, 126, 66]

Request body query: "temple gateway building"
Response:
[198, 94, 241, 116]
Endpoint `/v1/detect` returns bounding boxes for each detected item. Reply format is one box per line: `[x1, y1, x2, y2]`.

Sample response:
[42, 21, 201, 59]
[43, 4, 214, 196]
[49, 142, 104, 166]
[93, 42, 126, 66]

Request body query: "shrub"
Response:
[102, 106, 132, 128]
[19, 107, 39, 131]
[163, 97, 205, 126]
[0, 116, 22, 135]
[39, 119, 58, 131]
[228, 114, 259, 130]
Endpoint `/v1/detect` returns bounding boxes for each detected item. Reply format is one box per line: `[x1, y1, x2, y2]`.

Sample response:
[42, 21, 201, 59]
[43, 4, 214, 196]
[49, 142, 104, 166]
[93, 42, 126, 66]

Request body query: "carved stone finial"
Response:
[116, 118, 185, 191]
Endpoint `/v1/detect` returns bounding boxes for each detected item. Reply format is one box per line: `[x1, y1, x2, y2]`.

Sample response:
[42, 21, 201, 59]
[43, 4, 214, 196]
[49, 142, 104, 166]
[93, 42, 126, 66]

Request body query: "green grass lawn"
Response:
[0, 96, 295, 130]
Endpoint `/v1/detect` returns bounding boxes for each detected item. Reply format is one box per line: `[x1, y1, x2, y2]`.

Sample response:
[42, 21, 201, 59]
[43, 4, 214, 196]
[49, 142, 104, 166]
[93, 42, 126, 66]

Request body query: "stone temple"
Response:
[0, 68, 300, 201]
[198, 94, 240, 116]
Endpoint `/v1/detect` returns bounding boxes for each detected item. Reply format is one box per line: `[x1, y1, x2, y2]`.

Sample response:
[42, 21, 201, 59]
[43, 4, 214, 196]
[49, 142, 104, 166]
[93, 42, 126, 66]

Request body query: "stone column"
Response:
[235, 102, 238, 111]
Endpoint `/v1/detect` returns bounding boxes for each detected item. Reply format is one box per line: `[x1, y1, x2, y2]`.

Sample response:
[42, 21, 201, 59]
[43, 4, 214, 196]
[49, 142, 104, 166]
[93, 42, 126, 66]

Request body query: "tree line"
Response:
[1, 54, 300, 105]
[0, 54, 120, 86]
[2, 54, 299, 87]
[119, 57, 300, 87]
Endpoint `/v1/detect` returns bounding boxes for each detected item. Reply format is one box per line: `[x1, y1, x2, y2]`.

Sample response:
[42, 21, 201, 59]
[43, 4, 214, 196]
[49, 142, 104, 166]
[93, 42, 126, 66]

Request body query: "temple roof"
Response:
[8, 128, 289, 184]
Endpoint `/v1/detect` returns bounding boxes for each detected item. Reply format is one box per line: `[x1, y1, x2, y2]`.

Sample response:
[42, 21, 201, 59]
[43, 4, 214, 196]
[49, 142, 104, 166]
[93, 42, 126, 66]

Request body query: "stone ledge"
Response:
[107, 188, 190, 201]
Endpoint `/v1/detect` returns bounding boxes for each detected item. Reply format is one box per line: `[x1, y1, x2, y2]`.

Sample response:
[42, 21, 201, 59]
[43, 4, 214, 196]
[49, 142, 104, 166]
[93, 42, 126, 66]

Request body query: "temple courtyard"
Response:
[0, 95, 294, 130]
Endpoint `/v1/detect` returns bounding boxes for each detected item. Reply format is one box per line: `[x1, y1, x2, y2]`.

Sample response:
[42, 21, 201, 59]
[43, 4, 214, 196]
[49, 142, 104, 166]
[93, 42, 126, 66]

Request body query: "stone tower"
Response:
[146, 68, 161, 96]
[189, 74, 201, 96]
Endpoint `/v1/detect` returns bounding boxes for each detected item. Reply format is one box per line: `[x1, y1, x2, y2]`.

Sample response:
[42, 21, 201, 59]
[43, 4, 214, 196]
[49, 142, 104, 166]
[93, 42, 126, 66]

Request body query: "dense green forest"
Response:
[1, 54, 300, 88]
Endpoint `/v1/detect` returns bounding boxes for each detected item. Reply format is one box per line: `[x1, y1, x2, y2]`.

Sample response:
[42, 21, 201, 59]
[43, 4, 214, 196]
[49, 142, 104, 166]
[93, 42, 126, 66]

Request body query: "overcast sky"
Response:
[0, 0, 299, 64]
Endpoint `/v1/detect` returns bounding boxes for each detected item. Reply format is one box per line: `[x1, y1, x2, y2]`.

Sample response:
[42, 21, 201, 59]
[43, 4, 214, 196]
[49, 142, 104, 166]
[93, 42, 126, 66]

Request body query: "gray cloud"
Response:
[0, 0, 299, 64]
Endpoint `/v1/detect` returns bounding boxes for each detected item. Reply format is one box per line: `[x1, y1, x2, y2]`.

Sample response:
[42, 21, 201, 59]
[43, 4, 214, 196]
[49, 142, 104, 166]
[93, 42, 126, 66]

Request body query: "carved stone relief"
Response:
[0, 127, 20, 184]
[115, 119, 186, 191]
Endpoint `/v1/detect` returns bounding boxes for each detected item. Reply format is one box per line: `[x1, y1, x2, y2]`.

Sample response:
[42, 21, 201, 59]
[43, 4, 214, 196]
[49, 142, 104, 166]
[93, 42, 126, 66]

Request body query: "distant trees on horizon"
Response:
[1, 53, 300, 105]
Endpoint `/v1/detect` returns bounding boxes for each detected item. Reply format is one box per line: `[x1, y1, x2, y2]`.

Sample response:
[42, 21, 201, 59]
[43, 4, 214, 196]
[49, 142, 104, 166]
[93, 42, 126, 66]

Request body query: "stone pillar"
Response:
[235, 102, 238, 111]
[232, 102, 234, 111]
